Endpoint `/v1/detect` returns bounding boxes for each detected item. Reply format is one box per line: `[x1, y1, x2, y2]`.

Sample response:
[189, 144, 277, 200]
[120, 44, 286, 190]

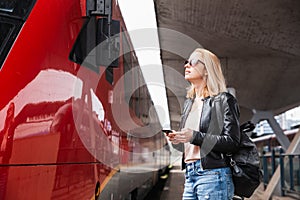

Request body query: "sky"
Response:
[118, 0, 171, 129]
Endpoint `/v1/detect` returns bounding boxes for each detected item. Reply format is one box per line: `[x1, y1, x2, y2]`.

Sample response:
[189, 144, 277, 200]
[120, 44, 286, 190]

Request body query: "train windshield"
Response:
[0, 0, 16, 13]
[0, 0, 36, 19]
[0, 0, 36, 68]
[0, 22, 14, 52]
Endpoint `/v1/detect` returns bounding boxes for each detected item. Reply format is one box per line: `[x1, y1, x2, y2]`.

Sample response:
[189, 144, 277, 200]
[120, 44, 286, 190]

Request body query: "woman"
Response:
[166, 48, 241, 200]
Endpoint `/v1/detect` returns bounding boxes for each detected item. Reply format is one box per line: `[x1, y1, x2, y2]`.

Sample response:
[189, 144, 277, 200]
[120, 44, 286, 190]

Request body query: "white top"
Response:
[184, 97, 203, 163]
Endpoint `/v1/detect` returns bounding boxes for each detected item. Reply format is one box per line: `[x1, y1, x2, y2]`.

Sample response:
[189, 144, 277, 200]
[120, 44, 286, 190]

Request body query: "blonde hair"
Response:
[186, 48, 227, 98]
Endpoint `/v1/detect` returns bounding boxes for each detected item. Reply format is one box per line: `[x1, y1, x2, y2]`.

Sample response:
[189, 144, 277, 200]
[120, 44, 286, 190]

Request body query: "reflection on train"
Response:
[0, 0, 170, 199]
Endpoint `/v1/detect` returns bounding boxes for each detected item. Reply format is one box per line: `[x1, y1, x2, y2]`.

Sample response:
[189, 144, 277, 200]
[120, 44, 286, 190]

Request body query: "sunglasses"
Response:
[184, 59, 205, 67]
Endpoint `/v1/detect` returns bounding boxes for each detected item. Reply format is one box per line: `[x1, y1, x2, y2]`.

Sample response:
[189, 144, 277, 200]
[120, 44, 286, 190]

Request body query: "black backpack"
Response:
[213, 94, 262, 198]
[227, 121, 262, 198]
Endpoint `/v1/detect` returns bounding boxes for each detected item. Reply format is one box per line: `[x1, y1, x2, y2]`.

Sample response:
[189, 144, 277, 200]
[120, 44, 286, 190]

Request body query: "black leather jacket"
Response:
[177, 92, 241, 169]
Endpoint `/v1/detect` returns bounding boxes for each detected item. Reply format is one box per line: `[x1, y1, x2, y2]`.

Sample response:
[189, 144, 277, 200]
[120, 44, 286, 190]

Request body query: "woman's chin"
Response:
[185, 75, 192, 81]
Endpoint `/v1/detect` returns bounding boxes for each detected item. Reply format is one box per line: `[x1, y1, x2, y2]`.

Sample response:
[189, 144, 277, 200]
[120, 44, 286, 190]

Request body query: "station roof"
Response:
[155, 0, 300, 129]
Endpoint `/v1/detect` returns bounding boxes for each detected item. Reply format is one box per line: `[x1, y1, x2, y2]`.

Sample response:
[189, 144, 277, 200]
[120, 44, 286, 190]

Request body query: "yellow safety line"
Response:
[90, 167, 119, 200]
[99, 168, 119, 192]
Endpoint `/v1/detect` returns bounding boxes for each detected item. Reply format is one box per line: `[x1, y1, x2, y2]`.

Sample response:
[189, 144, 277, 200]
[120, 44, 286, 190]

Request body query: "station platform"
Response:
[159, 164, 184, 200]
[144, 158, 184, 200]
[145, 159, 298, 200]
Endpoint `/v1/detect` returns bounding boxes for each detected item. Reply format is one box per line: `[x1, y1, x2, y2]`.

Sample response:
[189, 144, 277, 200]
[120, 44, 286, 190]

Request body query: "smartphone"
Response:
[162, 129, 173, 135]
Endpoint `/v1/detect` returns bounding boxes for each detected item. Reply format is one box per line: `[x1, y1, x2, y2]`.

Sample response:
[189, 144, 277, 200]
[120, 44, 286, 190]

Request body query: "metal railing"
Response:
[261, 148, 300, 197]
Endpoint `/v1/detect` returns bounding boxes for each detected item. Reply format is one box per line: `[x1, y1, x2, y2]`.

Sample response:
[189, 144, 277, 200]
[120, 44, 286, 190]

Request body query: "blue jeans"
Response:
[183, 160, 234, 200]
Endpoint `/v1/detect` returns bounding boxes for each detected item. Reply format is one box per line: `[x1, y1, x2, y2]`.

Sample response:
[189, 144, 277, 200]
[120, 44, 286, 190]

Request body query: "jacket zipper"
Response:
[199, 98, 204, 170]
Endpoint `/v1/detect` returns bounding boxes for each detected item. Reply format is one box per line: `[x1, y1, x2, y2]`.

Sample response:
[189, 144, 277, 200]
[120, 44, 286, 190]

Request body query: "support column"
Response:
[251, 110, 290, 150]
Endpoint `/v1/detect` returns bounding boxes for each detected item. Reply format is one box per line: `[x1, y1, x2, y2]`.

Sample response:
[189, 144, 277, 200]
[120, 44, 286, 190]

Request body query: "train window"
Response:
[0, 0, 36, 68]
[105, 67, 114, 85]
[0, 22, 14, 54]
[69, 17, 120, 72]
[96, 18, 120, 67]
[0, 19, 21, 69]
[0, 0, 36, 20]
[0, 0, 16, 13]
[69, 17, 99, 72]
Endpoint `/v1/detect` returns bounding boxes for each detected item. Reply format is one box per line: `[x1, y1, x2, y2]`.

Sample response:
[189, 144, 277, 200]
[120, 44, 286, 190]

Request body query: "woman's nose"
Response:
[184, 63, 190, 68]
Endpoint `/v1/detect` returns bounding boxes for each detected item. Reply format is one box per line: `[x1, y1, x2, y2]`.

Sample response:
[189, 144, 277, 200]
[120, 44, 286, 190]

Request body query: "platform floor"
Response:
[159, 164, 184, 200]
[146, 160, 298, 200]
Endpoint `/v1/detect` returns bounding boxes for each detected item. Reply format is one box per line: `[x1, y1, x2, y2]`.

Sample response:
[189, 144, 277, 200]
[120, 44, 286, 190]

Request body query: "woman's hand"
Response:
[164, 131, 180, 144]
[166, 128, 193, 144]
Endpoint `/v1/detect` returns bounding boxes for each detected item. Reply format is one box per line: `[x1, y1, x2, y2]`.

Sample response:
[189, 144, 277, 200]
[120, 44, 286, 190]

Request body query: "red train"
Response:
[0, 0, 170, 199]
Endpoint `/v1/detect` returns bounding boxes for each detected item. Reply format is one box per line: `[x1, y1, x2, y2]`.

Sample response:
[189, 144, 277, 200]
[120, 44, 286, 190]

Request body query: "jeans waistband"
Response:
[185, 160, 201, 171]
